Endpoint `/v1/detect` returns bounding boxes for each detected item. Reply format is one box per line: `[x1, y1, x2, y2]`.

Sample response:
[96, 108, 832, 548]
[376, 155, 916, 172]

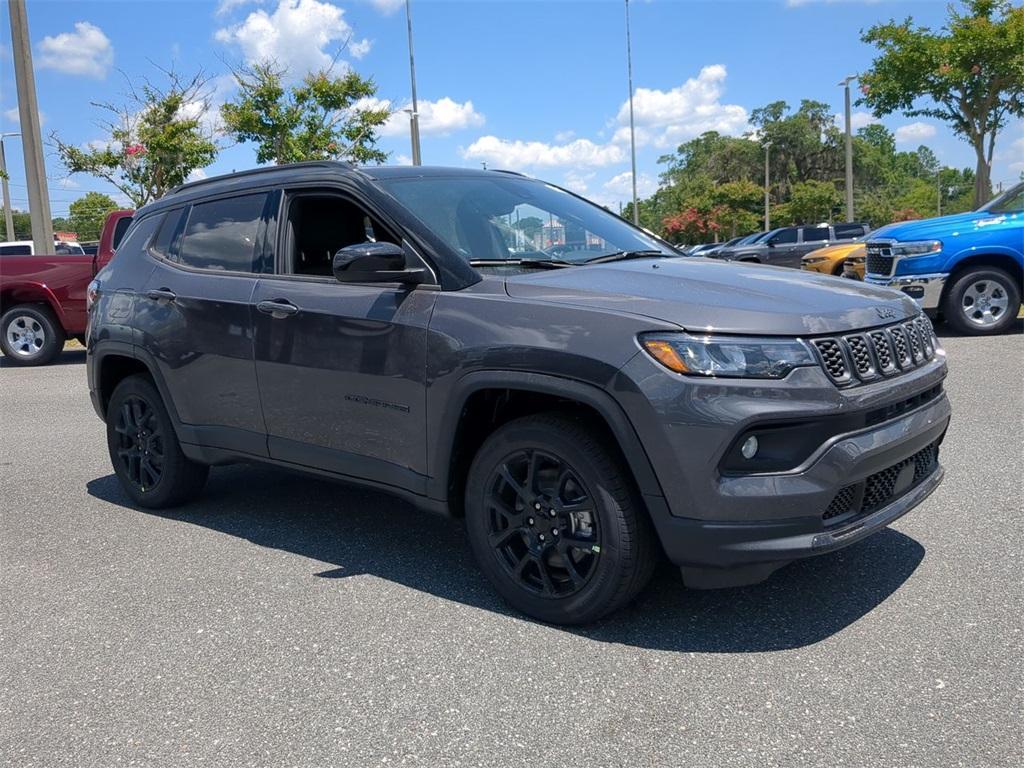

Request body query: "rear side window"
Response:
[178, 194, 267, 272]
[800, 226, 830, 243]
[150, 208, 186, 260]
[115, 215, 163, 258]
[0, 244, 31, 256]
[771, 229, 798, 245]
[111, 216, 133, 250]
[834, 223, 866, 240]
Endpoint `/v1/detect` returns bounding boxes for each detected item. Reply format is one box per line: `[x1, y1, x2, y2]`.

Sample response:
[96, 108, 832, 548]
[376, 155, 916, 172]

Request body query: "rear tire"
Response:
[0, 305, 65, 366]
[465, 413, 656, 625]
[106, 374, 209, 508]
[942, 267, 1021, 335]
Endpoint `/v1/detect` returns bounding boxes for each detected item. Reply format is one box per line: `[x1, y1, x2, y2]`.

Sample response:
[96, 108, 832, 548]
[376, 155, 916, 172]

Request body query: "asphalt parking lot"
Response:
[2, 326, 1022, 768]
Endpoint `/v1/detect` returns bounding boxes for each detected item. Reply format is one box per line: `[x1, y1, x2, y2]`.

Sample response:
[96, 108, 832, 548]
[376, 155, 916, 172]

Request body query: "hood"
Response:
[803, 242, 864, 260]
[871, 210, 991, 242]
[504, 257, 920, 335]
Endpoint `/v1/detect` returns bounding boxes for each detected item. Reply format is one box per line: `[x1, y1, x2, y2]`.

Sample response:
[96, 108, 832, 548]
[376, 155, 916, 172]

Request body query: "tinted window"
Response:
[115, 214, 163, 259]
[800, 226, 830, 242]
[834, 223, 866, 240]
[770, 229, 797, 245]
[111, 216, 133, 250]
[178, 194, 267, 272]
[0, 244, 32, 256]
[151, 208, 186, 260]
[984, 184, 1024, 214]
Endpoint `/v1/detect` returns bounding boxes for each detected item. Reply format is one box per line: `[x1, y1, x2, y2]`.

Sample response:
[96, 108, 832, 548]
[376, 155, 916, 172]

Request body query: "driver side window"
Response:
[283, 193, 399, 277]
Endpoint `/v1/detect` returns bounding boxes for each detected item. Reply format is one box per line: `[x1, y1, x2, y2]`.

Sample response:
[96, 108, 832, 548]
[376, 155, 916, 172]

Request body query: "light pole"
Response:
[405, 0, 422, 166]
[839, 75, 857, 222]
[8, 0, 52, 255]
[624, 0, 638, 225]
[0, 133, 19, 241]
[763, 141, 772, 231]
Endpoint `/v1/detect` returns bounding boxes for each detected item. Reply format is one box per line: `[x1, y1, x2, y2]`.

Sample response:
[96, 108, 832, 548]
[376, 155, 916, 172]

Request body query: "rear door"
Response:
[764, 228, 799, 267]
[137, 192, 274, 457]
[790, 226, 832, 268]
[252, 186, 436, 493]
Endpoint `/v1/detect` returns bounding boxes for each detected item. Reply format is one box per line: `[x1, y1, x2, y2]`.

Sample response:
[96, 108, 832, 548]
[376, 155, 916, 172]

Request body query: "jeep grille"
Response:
[810, 315, 938, 386]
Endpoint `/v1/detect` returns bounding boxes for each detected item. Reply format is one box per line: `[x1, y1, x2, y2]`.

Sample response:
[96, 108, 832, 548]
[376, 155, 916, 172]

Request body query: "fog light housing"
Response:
[741, 435, 759, 459]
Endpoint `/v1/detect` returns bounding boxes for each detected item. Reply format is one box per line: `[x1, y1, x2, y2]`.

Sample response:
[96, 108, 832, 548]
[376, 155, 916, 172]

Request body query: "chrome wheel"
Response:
[5, 314, 46, 359]
[961, 279, 1009, 328]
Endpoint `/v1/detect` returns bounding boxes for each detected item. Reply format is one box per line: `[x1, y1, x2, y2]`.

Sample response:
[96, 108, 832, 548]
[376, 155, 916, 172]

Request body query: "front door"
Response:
[252, 189, 436, 494]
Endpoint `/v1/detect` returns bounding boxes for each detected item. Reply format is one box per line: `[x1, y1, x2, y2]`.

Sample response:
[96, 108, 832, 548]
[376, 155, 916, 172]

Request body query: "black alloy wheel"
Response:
[485, 448, 601, 598]
[113, 395, 166, 493]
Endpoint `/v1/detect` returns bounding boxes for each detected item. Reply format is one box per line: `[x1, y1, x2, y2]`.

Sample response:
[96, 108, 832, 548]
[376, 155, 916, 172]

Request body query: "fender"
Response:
[943, 245, 1023, 273]
[427, 370, 666, 504]
[1, 281, 70, 328]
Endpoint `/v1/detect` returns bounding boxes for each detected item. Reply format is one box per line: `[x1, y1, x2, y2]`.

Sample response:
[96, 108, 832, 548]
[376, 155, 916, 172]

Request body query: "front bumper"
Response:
[865, 273, 946, 310]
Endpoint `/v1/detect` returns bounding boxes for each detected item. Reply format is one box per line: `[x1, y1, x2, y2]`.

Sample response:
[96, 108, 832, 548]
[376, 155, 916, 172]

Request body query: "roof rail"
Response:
[169, 160, 356, 195]
[491, 168, 527, 177]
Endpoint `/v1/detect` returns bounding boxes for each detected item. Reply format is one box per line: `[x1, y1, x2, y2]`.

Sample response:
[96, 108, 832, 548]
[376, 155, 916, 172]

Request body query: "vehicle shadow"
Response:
[0, 348, 87, 367]
[86, 465, 925, 653]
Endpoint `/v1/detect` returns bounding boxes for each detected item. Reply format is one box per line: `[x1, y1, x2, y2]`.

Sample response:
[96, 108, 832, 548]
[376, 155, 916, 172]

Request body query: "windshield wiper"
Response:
[469, 258, 575, 269]
[583, 249, 669, 265]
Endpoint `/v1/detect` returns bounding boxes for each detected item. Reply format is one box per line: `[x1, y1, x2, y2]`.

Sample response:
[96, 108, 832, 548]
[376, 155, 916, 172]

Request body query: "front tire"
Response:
[0, 305, 65, 366]
[942, 267, 1021, 335]
[465, 413, 656, 625]
[106, 375, 209, 508]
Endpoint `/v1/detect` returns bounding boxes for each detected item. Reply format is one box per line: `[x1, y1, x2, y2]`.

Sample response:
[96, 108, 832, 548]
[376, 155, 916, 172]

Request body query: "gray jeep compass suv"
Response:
[87, 163, 950, 624]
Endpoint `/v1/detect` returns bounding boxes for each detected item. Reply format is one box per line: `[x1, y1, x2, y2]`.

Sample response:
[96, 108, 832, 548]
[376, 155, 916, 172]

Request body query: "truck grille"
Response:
[810, 315, 938, 387]
[822, 439, 940, 523]
[865, 241, 895, 276]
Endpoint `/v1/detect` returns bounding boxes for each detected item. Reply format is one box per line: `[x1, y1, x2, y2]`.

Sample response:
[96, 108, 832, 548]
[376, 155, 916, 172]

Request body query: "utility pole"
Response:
[0, 133, 18, 241]
[8, 0, 52, 254]
[405, 0, 422, 166]
[839, 75, 857, 222]
[763, 141, 772, 231]
[624, 0, 639, 225]
[937, 169, 942, 217]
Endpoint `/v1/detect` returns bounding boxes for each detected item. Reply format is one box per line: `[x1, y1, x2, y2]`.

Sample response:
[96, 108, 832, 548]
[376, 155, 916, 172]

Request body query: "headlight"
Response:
[892, 240, 942, 256]
[802, 256, 829, 264]
[640, 333, 817, 379]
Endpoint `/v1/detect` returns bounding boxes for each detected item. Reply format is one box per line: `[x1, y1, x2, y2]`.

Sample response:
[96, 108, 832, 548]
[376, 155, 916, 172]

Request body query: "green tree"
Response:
[711, 180, 764, 237]
[66, 192, 120, 241]
[53, 69, 219, 207]
[1, 209, 32, 240]
[786, 180, 842, 224]
[513, 216, 544, 245]
[221, 61, 390, 165]
[858, 0, 1024, 205]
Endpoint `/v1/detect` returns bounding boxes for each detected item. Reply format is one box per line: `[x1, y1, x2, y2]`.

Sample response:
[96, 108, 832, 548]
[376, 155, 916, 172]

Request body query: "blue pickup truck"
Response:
[865, 182, 1023, 335]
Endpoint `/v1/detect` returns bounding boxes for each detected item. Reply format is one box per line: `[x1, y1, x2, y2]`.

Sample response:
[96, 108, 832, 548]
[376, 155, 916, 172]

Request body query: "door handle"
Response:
[146, 288, 176, 302]
[257, 299, 299, 318]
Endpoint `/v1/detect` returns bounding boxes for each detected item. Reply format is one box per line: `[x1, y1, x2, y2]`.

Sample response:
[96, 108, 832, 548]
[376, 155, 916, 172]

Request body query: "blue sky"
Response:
[1, 0, 1022, 219]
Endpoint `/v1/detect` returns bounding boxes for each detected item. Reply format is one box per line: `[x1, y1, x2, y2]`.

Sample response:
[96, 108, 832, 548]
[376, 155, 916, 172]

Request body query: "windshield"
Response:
[981, 183, 1024, 214]
[378, 174, 676, 266]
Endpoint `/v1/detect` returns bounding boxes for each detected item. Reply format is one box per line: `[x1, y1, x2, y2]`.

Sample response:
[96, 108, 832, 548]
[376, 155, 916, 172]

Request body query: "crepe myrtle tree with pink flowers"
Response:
[858, 0, 1024, 207]
[52, 68, 219, 207]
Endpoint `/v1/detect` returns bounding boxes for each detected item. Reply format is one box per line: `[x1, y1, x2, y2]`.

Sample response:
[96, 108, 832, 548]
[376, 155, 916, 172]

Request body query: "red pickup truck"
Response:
[0, 210, 133, 366]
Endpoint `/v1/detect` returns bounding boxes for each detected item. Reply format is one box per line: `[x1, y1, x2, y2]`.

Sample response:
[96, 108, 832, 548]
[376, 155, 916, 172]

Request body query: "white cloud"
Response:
[37, 22, 113, 78]
[187, 168, 208, 182]
[462, 136, 625, 170]
[613, 65, 748, 148]
[371, 0, 405, 13]
[834, 111, 879, 131]
[563, 170, 596, 195]
[1004, 135, 1024, 174]
[603, 171, 657, 199]
[393, 153, 413, 166]
[349, 38, 372, 59]
[364, 96, 485, 137]
[894, 122, 937, 144]
[215, 0, 367, 76]
[216, 0, 263, 15]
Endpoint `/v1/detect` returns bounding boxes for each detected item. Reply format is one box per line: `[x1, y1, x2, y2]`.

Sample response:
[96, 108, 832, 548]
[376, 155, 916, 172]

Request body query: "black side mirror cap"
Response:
[332, 241, 429, 285]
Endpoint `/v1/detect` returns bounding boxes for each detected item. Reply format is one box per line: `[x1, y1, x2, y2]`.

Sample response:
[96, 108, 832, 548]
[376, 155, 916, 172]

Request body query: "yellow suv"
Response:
[802, 241, 866, 278]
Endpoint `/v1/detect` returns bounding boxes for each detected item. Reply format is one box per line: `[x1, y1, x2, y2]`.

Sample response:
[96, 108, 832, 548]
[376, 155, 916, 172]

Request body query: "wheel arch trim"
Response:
[429, 370, 666, 504]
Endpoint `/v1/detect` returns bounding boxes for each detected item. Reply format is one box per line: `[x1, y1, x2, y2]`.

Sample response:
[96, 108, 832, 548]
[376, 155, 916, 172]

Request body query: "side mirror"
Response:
[332, 241, 428, 285]
[766, 239, 776, 247]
